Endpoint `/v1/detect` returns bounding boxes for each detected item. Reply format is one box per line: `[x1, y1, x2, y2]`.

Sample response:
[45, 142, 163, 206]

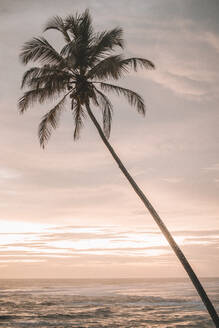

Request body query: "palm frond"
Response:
[18, 87, 59, 113]
[120, 57, 155, 71]
[60, 41, 76, 57]
[21, 65, 72, 89]
[93, 87, 113, 138]
[60, 41, 78, 69]
[89, 27, 124, 65]
[20, 37, 64, 65]
[99, 82, 145, 115]
[27, 73, 70, 93]
[64, 14, 81, 39]
[87, 56, 155, 81]
[78, 9, 93, 43]
[21, 67, 41, 89]
[87, 55, 127, 80]
[35, 77, 68, 95]
[72, 97, 86, 140]
[63, 10, 94, 72]
[38, 94, 68, 148]
[65, 9, 93, 43]
[90, 89, 99, 107]
[44, 15, 71, 42]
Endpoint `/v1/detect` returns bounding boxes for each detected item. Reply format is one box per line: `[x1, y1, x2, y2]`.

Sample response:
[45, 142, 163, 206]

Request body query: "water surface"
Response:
[0, 278, 218, 327]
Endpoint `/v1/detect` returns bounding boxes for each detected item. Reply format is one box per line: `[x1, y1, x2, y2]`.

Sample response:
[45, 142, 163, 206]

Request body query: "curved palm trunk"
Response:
[86, 103, 219, 327]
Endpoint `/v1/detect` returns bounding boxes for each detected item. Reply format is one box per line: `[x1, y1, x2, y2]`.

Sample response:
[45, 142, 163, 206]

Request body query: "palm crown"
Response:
[18, 9, 154, 147]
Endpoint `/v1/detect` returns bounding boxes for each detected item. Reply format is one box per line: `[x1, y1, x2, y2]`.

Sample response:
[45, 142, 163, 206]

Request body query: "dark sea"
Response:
[0, 278, 218, 327]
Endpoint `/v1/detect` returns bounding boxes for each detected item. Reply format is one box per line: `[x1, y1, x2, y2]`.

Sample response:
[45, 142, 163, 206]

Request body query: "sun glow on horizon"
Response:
[0, 223, 218, 265]
[0, 220, 53, 234]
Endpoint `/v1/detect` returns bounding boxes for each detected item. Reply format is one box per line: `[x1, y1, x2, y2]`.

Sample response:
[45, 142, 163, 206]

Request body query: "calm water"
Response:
[0, 278, 218, 327]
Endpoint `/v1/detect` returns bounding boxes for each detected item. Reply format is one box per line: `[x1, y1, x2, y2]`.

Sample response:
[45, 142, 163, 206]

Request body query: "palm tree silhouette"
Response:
[18, 10, 219, 327]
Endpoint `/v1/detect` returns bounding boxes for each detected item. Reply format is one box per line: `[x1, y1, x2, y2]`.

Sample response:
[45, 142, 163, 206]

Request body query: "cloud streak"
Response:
[0, 225, 218, 277]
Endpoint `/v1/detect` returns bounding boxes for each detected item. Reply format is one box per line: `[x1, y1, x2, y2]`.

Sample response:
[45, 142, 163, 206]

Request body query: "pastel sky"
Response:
[0, 0, 219, 278]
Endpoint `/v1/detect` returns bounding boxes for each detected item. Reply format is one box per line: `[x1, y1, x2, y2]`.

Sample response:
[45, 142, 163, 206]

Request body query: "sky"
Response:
[0, 0, 219, 279]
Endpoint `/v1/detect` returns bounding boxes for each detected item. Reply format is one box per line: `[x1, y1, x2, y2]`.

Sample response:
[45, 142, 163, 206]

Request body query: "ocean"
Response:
[0, 278, 218, 327]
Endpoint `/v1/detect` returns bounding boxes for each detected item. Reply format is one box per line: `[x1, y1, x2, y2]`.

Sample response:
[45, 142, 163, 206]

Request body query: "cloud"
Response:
[162, 178, 183, 184]
[204, 31, 219, 53]
[0, 225, 218, 274]
[0, 168, 21, 179]
[203, 164, 219, 171]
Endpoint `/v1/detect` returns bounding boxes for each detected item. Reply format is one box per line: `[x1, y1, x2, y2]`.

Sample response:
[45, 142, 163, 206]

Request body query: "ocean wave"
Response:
[0, 279, 217, 327]
[0, 315, 15, 320]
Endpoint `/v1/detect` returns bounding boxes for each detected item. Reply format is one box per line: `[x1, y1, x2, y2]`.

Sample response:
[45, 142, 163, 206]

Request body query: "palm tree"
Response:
[18, 10, 219, 327]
